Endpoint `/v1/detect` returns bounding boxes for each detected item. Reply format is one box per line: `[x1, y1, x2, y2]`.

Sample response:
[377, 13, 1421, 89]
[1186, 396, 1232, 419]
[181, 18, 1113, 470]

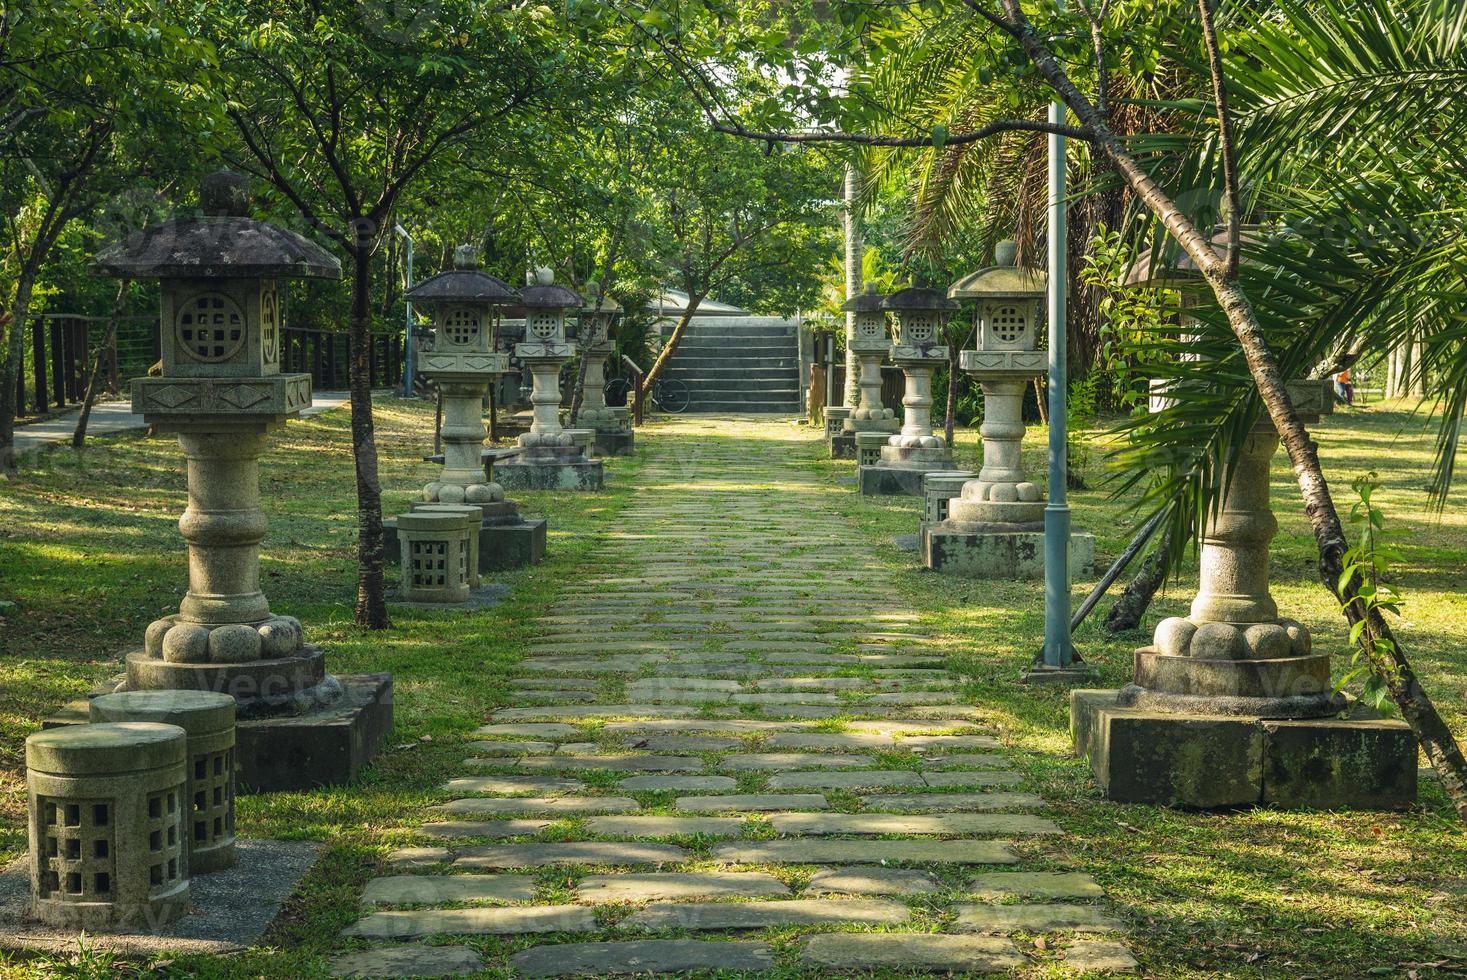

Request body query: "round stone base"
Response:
[877, 445, 955, 469]
[946, 499, 1044, 524]
[1127, 648, 1338, 717]
[123, 647, 344, 719]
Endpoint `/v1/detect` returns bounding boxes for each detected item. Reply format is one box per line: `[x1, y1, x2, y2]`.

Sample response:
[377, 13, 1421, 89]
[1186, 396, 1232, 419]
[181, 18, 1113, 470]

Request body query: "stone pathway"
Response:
[331, 417, 1136, 978]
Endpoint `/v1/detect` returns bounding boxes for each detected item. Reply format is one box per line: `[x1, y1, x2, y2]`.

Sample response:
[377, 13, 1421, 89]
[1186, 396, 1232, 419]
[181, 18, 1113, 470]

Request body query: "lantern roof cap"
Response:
[518, 267, 583, 309]
[91, 170, 341, 281]
[948, 240, 1045, 299]
[579, 281, 622, 314]
[1124, 226, 1267, 287]
[842, 282, 886, 313]
[882, 284, 958, 312]
[405, 245, 516, 305]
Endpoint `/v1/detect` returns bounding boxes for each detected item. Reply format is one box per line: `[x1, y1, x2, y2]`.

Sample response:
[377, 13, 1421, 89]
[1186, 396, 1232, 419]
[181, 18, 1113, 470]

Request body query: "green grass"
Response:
[1, 396, 1464, 977]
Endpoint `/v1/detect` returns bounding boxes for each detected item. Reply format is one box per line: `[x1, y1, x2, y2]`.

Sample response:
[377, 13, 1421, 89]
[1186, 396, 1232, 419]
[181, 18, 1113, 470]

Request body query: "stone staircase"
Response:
[660, 317, 801, 413]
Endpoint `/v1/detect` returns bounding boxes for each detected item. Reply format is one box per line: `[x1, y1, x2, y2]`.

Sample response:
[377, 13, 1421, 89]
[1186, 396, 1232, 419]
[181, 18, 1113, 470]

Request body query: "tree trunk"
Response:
[638, 291, 706, 403]
[843, 164, 862, 408]
[0, 275, 39, 476]
[1103, 528, 1172, 633]
[73, 281, 130, 448]
[944, 343, 958, 446]
[348, 242, 390, 630]
[568, 350, 590, 426]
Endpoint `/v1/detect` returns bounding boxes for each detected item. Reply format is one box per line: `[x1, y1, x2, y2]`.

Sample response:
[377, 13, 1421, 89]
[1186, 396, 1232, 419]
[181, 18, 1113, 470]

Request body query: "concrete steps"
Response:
[661, 317, 801, 413]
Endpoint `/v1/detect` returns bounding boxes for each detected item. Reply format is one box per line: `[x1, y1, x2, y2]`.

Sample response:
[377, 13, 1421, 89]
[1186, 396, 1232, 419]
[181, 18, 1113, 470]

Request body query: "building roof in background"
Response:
[644, 290, 748, 317]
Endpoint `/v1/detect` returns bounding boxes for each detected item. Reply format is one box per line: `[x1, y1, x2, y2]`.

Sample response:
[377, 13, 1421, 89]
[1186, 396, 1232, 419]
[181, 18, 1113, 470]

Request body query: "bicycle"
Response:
[604, 374, 691, 414]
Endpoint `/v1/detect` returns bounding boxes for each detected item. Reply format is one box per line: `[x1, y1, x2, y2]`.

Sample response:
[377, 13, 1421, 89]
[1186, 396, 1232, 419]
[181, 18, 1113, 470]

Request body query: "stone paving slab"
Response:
[862, 792, 1045, 811]
[361, 874, 537, 906]
[418, 820, 553, 839]
[492, 704, 701, 720]
[619, 774, 737, 791]
[624, 897, 911, 930]
[328, 945, 484, 978]
[433, 796, 640, 816]
[718, 752, 872, 770]
[969, 871, 1106, 900]
[804, 867, 945, 896]
[441, 775, 583, 794]
[516, 754, 705, 772]
[453, 842, 689, 869]
[619, 735, 743, 752]
[464, 741, 557, 756]
[955, 903, 1125, 933]
[801, 933, 1025, 972]
[576, 872, 791, 902]
[385, 847, 451, 868]
[1064, 940, 1141, 972]
[767, 812, 1062, 836]
[604, 719, 810, 734]
[343, 904, 595, 939]
[712, 839, 1019, 865]
[509, 939, 774, 977]
[584, 815, 748, 837]
[763, 732, 897, 750]
[769, 769, 926, 790]
[677, 793, 829, 812]
[474, 723, 582, 739]
[920, 770, 1027, 788]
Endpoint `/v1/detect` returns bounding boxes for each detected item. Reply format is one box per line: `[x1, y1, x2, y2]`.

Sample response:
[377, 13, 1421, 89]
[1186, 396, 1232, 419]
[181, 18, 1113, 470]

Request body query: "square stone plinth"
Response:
[1071, 689, 1417, 809]
[482, 517, 547, 570]
[925, 528, 1095, 579]
[497, 459, 604, 491]
[0, 840, 319, 957]
[829, 432, 856, 459]
[592, 428, 635, 457]
[859, 463, 955, 497]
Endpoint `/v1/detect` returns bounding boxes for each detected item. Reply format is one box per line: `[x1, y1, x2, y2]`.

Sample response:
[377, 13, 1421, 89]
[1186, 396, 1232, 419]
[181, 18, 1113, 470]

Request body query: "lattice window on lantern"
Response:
[992, 304, 1027, 346]
[441, 308, 481, 347]
[145, 787, 184, 893]
[191, 747, 234, 849]
[857, 313, 885, 342]
[260, 287, 279, 365]
[37, 796, 116, 901]
[410, 539, 449, 589]
[529, 313, 559, 341]
[903, 313, 934, 344]
[176, 293, 246, 362]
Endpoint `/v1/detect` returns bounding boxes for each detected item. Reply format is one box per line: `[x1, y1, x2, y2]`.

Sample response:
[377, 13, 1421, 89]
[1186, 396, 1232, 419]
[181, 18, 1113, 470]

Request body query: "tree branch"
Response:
[1197, 0, 1241, 277]
[712, 118, 1092, 146]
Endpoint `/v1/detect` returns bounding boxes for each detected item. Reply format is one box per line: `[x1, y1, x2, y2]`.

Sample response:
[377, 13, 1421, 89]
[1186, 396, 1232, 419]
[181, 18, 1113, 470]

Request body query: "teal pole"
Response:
[1042, 52, 1073, 668]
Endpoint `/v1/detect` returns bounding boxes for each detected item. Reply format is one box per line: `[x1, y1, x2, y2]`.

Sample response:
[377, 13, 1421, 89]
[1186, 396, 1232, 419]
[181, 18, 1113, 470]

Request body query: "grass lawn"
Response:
[0, 395, 1464, 978]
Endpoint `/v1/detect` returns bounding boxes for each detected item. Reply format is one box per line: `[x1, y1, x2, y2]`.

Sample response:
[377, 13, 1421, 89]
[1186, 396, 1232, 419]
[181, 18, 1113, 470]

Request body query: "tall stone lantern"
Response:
[496, 268, 604, 491]
[857, 284, 958, 495]
[575, 285, 634, 456]
[833, 284, 899, 458]
[924, 241, 1094, 578]
[1072, 236, 1414, 810]
[392, 245, 548, 570]
[86, 170, 392, 792]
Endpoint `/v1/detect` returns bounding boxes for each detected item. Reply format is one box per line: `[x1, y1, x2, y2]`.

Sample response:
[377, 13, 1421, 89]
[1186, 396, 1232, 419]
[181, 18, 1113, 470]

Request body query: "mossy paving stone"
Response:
[440, 775, 584, 794]
[432, 796, 640, 816]
[718, 752, 873, 770]
[417, 819, 552, 839]
[676, 792, 829, 812]
[580, 815, 748, 837]
[619, 734, 742, 752]
[514, 754, 706, 772]
[342, 904, 596, 939]
[804, 866, 945, 896]
[920, 770, 1027, 788]
[763, 732, 897, 750]
[968, 871, 1106, 900]
[1063, 940, 1141, 972]
[767, 812, 1063, 836]
[472, 723, 582, 739]
[618, 774, 737, 791]
[769, 769, 926, 790]
[575, 871, 791, 902]
[361, 874, 536, 906]
[800, 933, 1025, 972]
[955, 902, 1126, 933]
[451, 841, 688, 869]
[328, 945, 484, 978]
[509, 939, 774, 978]
[861, 792, 1045, 811]
[624, 896, 912, 930]
[712, 839, 1020, 865]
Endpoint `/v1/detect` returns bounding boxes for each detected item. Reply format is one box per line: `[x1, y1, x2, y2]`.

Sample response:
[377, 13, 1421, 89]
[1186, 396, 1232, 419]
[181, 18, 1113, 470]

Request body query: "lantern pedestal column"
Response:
[577, 340, 634, 457]
[1072, 381, 1415, 809]
[496, 354, 604, 492]
[925, 359, 1093, 578]
[858, 355, 955, 497]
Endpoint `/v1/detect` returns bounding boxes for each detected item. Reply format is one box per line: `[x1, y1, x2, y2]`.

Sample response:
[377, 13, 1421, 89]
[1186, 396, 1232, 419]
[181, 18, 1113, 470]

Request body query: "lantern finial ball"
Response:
[200, 170, 251, 218]
[453, 244, 480, 270]
[994, 239, 1018, 266]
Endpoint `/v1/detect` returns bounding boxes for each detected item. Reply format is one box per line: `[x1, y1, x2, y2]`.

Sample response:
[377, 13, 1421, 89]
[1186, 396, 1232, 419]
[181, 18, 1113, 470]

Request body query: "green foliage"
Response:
[1335, 472, 1406, 714]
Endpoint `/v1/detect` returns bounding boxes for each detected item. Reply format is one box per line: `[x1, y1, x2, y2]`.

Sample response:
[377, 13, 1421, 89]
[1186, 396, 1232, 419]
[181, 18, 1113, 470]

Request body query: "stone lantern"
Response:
[1072, 234, 1414, 810]
[387, 245, 547, 572]
[857, 283, 958, 495]
[495, 268, 604, 491]
[924, 241, 1094, 578]
[833, 284, 899, 458]
[574, 284, 634, 456]
[87, 170, 391, 792]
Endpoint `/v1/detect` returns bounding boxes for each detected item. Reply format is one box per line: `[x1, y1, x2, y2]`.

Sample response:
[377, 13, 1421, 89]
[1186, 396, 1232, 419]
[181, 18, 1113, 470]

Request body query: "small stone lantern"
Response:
[1072, 233, 1414, 810]
[496, 268, 604, 491]
[575, 285, 634, 456]
[832, 285, 899, 458]
[410, 244, 517, 506]
[89, 170, 391, 792]
[857, 284, 958, 496]
[923, 241, 1095, 578]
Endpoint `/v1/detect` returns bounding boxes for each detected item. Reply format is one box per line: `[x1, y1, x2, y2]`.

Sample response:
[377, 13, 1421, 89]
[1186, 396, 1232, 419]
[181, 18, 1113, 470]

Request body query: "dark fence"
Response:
[810, 362, 904, 419]
[12, 316, 403, 418]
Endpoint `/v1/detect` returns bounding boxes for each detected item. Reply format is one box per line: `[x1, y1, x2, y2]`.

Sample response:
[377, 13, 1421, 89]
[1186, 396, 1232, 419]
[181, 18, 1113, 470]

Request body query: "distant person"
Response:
[1333, 368, 1354, 406]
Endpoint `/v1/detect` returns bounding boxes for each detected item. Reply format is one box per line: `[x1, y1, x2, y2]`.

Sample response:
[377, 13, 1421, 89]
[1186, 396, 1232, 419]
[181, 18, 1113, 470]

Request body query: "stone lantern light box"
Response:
[839, 284, 899, 438]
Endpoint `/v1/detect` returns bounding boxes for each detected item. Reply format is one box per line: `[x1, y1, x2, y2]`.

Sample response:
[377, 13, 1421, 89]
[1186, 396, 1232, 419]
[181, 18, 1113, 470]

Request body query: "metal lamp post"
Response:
[395, 223, 415, 398]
